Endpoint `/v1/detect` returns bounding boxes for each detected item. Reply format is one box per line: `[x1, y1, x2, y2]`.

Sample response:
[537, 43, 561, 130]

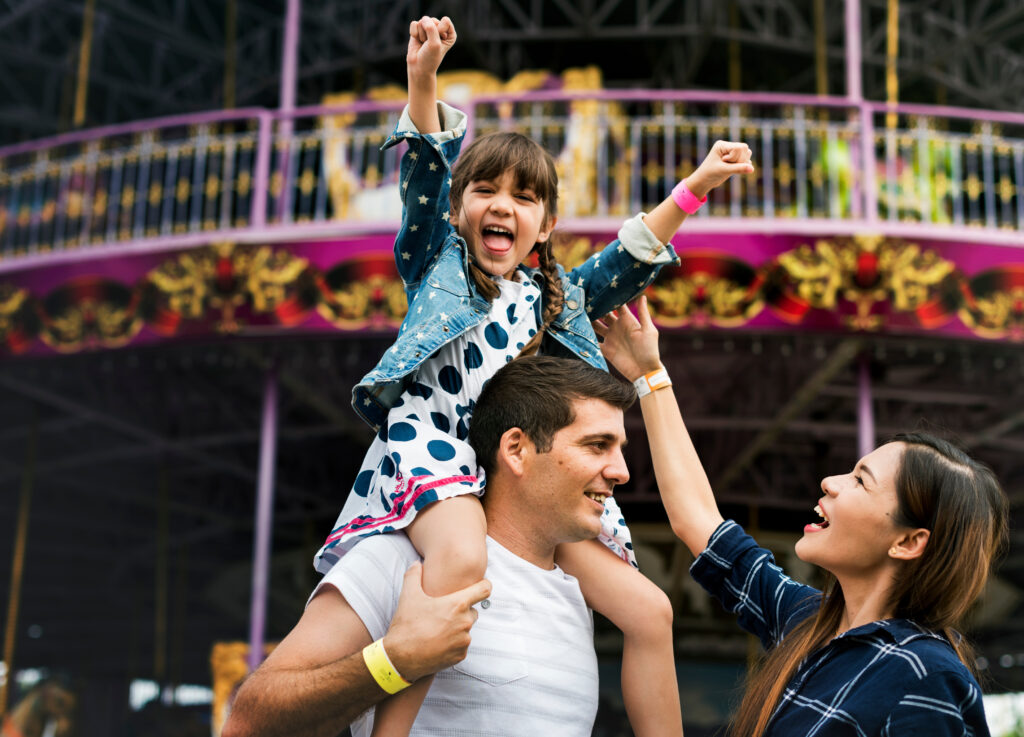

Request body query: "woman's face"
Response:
[795, 442, 908, 579]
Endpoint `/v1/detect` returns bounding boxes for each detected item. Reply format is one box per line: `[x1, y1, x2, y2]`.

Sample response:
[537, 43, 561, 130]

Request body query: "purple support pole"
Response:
[860, 104, 878, 222]
[857, 354, 875, 459]
[248, 364, 279, 673]
[845, 0, 862, 102]
[275, 0, 301, 223]
[251, 112, 272, 228]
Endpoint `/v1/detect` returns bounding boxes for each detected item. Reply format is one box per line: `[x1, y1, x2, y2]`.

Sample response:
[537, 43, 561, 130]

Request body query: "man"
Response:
[223, 355, 635, 737]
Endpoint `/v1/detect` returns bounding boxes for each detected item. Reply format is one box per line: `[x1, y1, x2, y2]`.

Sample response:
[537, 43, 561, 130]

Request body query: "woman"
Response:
[595, 298, 1008, 737]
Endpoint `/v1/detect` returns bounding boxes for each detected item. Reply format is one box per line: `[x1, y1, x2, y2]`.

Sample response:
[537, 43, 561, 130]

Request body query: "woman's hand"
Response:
[593, 295, 662, 382]
[685, 140, 755, 198]
[407, 16, 457, 84]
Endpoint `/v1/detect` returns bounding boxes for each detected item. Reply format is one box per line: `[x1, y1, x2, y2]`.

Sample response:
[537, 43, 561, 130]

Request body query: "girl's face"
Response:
[795, 442, 909, 580]
[453, 170, 555, 279]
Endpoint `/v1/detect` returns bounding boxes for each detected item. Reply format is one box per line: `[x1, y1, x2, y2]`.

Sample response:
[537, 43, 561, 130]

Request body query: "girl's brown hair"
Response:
[731, 432, 1008, 737]
[449, 131, 562, 358]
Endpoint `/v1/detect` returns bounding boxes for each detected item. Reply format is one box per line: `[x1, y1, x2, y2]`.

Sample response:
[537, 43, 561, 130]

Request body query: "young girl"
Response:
[596, 297, 1006, 736]
[315, 15, 753, 737]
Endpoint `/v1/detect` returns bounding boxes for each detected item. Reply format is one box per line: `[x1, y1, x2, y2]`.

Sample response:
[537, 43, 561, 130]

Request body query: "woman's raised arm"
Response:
[595, 297, 724, 556]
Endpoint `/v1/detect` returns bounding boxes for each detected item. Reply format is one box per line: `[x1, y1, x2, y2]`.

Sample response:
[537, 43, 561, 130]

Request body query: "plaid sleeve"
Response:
[689, 520, 821, 649]
[881, 670, 987, 736]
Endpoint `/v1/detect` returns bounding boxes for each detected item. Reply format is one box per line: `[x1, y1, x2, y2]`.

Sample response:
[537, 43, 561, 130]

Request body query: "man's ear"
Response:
[536, 215, 557, 243]
[497, 427, 531, 477]
[889, 528, 930, 561]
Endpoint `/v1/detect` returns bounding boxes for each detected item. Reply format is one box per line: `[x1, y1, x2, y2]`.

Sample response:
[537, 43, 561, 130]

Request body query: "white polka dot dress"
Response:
[314, 273, 636, 574]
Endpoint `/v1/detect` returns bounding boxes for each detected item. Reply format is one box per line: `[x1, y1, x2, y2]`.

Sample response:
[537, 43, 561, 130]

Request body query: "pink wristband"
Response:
[671, 179, 707, 214]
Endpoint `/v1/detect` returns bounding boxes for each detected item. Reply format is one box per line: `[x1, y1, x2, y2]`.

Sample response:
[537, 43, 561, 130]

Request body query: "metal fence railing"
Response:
[0, 91, 1021, 262]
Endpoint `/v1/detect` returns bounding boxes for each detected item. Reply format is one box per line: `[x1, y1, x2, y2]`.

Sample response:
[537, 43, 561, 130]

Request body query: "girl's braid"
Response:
[516, 239, 564, 358]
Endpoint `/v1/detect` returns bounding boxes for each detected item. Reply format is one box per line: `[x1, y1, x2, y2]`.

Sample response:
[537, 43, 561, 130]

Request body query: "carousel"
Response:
[0, 1, 1022, 733]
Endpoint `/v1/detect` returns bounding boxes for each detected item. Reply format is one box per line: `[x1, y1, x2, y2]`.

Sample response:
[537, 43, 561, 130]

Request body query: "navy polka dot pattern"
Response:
[427, 439, 457, 461]
[353, 469, 374, 497]
[430, 412, 450, 432]
[315, 273, 637, 572]
[438, 365, 463, 394]
[389, 422, 417, 442]
[463, 342, 483, 369]
[484, 322, 509, 349]
[408, 382, 433, 400]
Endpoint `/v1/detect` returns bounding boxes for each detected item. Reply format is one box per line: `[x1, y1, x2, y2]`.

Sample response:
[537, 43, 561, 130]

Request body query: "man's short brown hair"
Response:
[468, 356, 635, 476]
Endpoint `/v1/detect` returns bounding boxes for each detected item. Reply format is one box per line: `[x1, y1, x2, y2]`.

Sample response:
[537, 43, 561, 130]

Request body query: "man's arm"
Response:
[222, 562, 491, 737]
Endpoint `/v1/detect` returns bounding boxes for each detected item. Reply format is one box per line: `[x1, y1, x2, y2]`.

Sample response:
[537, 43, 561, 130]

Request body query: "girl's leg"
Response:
[370, 495, 488, 737]
[557, 538, 683, 737]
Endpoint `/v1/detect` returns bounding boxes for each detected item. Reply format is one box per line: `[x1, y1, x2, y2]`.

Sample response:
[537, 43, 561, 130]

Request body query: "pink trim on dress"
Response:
[323, 473, 479, 545]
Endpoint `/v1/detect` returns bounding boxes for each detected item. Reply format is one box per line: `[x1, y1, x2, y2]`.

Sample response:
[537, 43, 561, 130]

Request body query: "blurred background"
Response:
[1, 1, 1024, 734]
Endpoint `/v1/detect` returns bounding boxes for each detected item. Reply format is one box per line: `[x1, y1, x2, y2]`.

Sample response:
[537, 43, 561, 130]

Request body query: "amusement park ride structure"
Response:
[0, 0, 1023, 727]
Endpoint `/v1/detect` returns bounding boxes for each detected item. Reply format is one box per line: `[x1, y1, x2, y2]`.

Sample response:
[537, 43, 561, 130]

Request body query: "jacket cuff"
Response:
[618, 213, 680, 266]
[384, 101, 467, 149]
[689, 519, 754, 580]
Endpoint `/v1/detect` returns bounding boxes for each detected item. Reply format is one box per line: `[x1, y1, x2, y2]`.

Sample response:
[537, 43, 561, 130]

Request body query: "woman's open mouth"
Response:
[804, 503, 830, 532]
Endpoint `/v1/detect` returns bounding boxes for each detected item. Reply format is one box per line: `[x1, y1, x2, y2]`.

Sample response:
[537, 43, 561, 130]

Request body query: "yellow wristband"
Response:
[633, 366, 671, 398]
[362, 639, 412, 695]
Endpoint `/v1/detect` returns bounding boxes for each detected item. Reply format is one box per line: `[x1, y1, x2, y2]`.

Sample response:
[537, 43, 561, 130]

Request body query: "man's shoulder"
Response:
[318, 534, 417, 592]
[340, 533, 418, 569]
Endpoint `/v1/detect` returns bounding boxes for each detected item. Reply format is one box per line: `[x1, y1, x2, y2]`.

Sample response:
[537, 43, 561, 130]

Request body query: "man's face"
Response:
[522, 398, 629, 544]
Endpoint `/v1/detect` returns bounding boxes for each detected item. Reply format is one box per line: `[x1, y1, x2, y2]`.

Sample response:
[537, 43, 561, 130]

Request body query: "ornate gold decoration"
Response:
[317, 254, 407, 329]
[146, 242, 312, 333]
[958, 267, 1024, 340]
[649, 254, 765, 328]
[551, 235, 598, 271]
[37, 279, 143, 352]
[0, 284, 32, 351]
[771, 234, 958, 330]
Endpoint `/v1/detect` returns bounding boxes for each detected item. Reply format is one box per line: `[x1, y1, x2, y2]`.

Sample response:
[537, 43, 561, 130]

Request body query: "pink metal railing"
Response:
[0, 90, 1020, 268]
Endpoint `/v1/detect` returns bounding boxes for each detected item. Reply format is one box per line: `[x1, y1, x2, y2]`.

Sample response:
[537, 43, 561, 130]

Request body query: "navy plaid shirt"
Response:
[691, 520, 990, 736]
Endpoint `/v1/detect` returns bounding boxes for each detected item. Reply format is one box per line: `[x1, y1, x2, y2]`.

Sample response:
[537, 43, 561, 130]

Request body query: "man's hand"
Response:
[685, 140, 755, 199]
[593, 296, 662, 382]
[383, 562, 491, 682]
[407, 16, 456, 85]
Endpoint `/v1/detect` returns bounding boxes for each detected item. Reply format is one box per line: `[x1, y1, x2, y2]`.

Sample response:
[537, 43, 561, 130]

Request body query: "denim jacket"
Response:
[352, 102, 680, 430]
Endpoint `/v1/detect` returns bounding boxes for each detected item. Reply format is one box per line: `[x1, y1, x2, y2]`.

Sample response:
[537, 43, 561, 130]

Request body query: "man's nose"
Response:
[606, 448, 630, 485]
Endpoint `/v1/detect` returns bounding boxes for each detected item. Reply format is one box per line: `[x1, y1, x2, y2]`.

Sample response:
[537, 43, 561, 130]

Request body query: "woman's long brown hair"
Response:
[450, 131, 563, 358]
[730, 433, 1008, 737]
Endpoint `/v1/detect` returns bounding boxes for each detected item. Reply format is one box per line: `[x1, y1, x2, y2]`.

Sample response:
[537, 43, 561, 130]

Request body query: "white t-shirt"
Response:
[315, 534, 599, 736]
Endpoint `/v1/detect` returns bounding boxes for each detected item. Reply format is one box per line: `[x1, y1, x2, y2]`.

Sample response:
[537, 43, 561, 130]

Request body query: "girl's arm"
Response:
[386, 16, 462, 291]
[569, 143, 754, 319]
[593, 297, 723, 556]
[406, 16, 456, 134]
[642, 141, 753, 243]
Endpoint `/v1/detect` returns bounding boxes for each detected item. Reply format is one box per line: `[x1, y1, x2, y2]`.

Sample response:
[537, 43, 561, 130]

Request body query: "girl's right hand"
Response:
[593, 296, 663, 382]
[407, 16, 457, 81]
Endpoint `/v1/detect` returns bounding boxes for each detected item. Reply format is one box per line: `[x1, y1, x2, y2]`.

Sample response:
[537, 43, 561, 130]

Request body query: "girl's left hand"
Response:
[686, 140, 755, 197]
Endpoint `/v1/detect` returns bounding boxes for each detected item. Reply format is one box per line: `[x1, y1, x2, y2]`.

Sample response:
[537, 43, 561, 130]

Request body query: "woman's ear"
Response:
[889, 528, 930, 561]
[536, 215, 557, 243]
[496, 427, 531, 477]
